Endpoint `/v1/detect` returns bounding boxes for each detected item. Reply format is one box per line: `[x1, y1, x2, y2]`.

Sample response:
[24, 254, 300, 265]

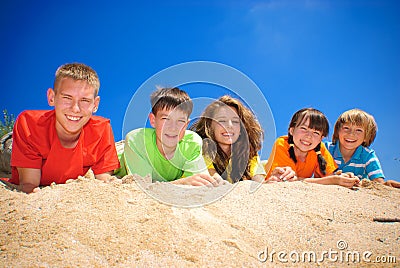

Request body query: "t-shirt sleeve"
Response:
[11, 112, 42, 169]
[365, 150, 385, 180]
[249, 155, 266, 177]
[181, 141, 209, 178]
[122, 130, 154, 177]
[91, 122, 120, 175]
[265, 138, 296, 177]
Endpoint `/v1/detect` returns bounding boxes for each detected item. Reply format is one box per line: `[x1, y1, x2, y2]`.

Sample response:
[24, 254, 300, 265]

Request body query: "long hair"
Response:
[190, 95, 264, 182]
[287, 108, 329, 175]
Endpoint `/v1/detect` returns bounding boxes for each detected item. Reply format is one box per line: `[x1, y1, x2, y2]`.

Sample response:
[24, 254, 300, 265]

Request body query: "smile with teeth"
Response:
[165, 133, 178, 138]
[300, 140, 312, 146]
[66, 115, 81, 121]
[344, 138, 357, 143]
[222, 132, 234, 137]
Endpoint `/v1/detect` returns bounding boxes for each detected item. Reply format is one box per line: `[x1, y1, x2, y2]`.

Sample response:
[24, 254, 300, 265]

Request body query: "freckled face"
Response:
[48, 77, 99, 139]
[211, 106, 241, 147]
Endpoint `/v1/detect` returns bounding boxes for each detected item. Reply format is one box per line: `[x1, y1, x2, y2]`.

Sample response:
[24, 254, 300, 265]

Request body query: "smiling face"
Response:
[289, 118, 323, 155]
[48, 77, 99, 143]
[210, 106, 241, 154]
[149, 107, 189, 158]
[338, 123, 366, 153]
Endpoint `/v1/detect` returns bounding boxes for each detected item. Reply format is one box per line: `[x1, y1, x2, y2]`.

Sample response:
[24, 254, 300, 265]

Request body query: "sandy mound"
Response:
[1, 174, 399, 267]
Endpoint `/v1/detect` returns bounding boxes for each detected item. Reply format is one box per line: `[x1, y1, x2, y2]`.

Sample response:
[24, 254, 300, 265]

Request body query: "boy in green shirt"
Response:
[116, 87, 221, 186]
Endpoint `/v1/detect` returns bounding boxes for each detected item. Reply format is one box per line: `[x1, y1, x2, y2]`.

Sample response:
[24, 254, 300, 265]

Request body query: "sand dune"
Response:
[1, 173, 399, 267]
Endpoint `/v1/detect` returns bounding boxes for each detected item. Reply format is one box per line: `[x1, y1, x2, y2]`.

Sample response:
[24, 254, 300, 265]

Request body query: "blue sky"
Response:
[1, 0, 399, 181]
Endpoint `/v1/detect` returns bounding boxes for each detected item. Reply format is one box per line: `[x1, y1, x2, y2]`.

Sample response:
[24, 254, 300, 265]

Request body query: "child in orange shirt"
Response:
[265, 108, 359, 188]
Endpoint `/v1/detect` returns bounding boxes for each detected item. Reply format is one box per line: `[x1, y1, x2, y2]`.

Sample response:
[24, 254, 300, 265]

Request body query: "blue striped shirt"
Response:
[325, 141, 385, 180]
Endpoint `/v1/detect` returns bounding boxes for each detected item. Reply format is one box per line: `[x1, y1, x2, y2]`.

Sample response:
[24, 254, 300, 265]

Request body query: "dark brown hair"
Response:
[287, 108, 329, 175]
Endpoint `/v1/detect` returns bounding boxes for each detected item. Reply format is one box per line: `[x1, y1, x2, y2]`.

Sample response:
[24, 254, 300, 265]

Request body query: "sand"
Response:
[1, 172, 399, 267]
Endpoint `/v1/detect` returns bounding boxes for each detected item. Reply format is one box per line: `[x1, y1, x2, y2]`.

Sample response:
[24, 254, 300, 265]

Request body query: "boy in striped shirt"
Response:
[326, 109, 399, 188]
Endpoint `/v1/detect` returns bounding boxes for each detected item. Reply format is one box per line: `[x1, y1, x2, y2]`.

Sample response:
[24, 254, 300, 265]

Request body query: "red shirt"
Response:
[10, 110, 120, 186]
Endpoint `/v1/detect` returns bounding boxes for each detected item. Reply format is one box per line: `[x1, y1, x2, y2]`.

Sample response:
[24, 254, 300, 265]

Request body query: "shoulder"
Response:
[275, 136, 289, 148]
[15, 110, 54, 132]
[83, 116, 111, 138]
[16, 110, 52, 123]
[86, 115, 111, 129]
[125, 128, 153, 140]
[358, 145, 377, 158]
[181, 130, 203, 144]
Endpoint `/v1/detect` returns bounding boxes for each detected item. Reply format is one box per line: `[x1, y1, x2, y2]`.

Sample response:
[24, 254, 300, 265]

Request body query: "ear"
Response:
[149, 113, 156, 128]
[47, 88, 55, 106]
[93, 96, 100, 113]
[289, 127, 294, 136]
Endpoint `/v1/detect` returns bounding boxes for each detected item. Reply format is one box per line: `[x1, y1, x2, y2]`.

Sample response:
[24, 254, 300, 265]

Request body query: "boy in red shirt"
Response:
[9, 63, 120, 193]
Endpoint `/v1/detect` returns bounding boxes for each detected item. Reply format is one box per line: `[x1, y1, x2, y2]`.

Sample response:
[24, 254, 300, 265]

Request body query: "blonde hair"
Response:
[54, 63, 100, 96]
[332, 109, 377, 147]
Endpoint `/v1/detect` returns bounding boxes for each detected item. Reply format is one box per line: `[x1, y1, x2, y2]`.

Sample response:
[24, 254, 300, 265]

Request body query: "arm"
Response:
[266, 166, 297, 182]
[303, 174, 360, 188]
[172, 173, 221, 186]
[95, 171, 116, 182]
[16, 167, 41, 193]
[373, 177, 400, 188]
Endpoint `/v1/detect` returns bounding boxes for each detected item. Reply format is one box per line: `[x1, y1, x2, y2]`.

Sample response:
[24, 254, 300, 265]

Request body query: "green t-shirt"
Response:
[116, 128, 208, 182]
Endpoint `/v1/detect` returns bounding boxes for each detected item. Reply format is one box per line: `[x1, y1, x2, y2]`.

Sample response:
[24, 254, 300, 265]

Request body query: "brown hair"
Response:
[54, 63, 100, 96]
[190, 95, 264, 182]
[332, 108, 377, 147]
[150, 87, 193, 117]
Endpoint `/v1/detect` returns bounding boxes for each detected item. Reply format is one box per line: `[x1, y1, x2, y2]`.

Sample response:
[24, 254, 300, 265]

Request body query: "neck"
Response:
[339, 144, 356, 163]
[57, 132, 80, 148]
[294, 146, 308, 162]
[156, 140, 176, 160]
[219, 144, 232, 157]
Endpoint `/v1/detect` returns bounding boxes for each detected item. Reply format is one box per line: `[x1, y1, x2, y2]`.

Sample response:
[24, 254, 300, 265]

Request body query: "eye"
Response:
[218, 120, 226, 123]
[356, 128, 364, 133]
[232, 120, 240, 125]
[313, 131, 321, 136]
[81, 98, 91, 103]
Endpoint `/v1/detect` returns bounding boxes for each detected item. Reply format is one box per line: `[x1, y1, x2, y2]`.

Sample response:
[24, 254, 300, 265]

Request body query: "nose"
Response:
[71, 100, 81, 113]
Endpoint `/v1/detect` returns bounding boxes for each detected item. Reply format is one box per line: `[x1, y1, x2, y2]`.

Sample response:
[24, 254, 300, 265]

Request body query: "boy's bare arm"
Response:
[16, 167, 41, 193]
[373, 177, 400, 188]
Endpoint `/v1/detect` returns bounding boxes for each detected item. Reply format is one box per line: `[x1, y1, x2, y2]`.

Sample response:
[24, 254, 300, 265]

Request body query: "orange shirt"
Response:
[10, 110, 120, 186]
[265, 136, 337, 178]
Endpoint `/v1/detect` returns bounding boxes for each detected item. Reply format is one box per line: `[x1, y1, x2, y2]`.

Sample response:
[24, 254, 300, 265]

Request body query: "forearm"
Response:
[95, 171, 114, 182]
[17, 167, 41, 194]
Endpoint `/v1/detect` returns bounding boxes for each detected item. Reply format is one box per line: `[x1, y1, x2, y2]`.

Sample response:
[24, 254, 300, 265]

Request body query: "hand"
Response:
[173, 173, 221, 187]
[384, 180, 400, 188]
[268, 167, 297, 182]
[331, 174, 360, 188]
